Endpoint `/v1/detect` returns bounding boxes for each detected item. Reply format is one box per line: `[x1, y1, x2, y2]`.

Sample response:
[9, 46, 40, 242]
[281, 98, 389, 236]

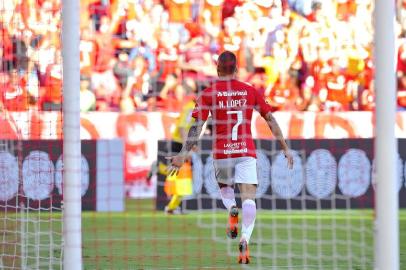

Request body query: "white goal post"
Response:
[62, 0, 82, 269]
[374, 0, 399, 269]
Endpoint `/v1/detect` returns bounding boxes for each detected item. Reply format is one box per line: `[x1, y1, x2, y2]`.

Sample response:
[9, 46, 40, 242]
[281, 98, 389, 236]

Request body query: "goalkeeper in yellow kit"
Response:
[164, 94, 197, 214]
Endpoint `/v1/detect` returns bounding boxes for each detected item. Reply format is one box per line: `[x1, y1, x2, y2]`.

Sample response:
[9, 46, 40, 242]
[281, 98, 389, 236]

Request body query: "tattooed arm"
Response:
[167, 119, 205, 175]
[179, 119, 205, 155]
[264, 112, 294, 169]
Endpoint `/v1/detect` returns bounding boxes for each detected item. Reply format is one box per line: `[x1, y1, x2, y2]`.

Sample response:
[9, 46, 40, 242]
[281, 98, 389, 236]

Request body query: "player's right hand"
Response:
[283, 149, 294, 170]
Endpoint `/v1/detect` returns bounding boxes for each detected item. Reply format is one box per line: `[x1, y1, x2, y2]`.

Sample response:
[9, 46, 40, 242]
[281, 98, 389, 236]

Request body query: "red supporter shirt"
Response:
[191, 79, 273, 159]
[0, 73, 29, 111]
[43, 64, 62, 104]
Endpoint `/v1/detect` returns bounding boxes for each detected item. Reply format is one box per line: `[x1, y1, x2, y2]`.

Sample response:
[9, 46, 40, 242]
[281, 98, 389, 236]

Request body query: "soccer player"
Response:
[164, 89, 197, 214]
[167, 51, 293, 264]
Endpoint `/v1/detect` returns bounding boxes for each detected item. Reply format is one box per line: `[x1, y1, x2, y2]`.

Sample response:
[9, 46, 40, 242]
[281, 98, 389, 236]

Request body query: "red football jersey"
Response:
[191, 79, 273, 159]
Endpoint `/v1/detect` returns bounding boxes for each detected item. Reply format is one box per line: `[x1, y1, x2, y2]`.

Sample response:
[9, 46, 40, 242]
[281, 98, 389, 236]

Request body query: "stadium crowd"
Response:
[1, 0, 406, 112]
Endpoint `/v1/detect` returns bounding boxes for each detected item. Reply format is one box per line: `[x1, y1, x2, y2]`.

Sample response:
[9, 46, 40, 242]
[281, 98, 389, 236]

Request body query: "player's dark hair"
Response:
[217, 51, 237, 76]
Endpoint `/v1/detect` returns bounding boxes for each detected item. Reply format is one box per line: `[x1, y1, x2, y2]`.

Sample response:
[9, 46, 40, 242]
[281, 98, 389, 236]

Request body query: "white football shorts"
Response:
[213, 157, 258, 185]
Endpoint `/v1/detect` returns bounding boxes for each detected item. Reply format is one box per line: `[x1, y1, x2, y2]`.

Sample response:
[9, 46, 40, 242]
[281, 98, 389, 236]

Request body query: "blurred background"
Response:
[0, 1, 406, 269]
[3, 0, 406, 193]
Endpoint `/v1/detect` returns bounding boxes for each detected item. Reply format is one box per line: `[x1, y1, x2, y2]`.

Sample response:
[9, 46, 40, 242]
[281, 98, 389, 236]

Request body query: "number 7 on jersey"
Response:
[227, 110, 243, 141]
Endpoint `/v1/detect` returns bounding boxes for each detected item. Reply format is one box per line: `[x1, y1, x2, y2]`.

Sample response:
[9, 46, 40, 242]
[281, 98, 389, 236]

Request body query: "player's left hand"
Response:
[165, 154, 186, 176]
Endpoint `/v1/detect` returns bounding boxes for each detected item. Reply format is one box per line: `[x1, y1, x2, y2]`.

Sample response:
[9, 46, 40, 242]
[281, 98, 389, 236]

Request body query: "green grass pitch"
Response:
[80, 200, 406, 270]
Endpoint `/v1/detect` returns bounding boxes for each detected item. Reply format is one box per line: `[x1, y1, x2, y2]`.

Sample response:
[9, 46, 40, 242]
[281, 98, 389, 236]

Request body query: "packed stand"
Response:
[1, 0, 406, 112]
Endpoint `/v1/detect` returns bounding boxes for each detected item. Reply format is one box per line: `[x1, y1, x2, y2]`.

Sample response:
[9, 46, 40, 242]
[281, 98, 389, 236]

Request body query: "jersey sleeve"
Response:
[253, 87, 275, 117]
[191, 93, 210, 121]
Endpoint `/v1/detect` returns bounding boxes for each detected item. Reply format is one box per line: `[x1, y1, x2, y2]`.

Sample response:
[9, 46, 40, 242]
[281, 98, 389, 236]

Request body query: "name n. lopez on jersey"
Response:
[218, 99, 247, 109]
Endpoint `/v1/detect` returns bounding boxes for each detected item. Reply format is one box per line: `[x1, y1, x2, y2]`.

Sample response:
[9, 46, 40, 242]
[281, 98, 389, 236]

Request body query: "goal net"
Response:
[155, 112, 405, 269]
[0, 0, 63, 269]
[1, 0, 403, 269]
[172, 137, 380, 269]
